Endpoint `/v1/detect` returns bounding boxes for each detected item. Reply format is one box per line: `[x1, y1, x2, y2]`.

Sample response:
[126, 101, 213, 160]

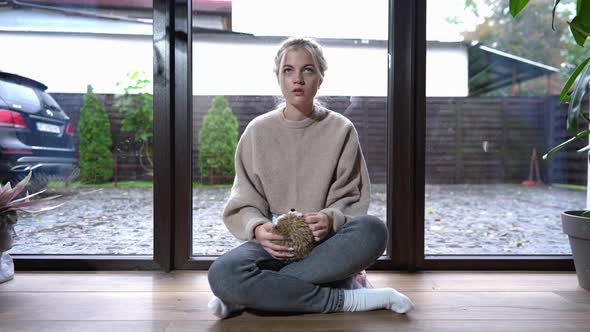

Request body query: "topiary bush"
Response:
[78, 85, 114, 184]
[198, 96, 239, 182]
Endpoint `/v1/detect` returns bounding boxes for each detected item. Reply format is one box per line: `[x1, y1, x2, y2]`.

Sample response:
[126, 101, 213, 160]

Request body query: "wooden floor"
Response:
[0, 271, 589, 332]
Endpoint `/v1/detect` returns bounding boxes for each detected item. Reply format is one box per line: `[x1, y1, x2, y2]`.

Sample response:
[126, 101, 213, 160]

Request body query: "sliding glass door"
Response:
[2, 1, 155, 259]
[7, 0, 572, 271]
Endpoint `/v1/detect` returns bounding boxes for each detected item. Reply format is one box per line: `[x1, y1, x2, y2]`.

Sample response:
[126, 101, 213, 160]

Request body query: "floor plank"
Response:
[0, 321, 170, 332]
[0, 271, 212, 292]
[0, 271, 589, 332]
[170, 319, 590, 332]
[2, 320, 590, 332]
[3, 271, 578, 292]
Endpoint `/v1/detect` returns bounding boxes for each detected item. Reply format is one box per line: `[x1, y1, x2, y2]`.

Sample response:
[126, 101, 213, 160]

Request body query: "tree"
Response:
[198, 96, 239, 182]
[78, 85, 114, 183]
[115, 70, 153, 174]
[460, 0, 575, 95]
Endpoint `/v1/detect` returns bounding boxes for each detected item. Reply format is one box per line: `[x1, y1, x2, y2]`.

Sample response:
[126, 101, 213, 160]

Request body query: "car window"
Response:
[0, 80, 41, 110]
[38, 91, 60, 109]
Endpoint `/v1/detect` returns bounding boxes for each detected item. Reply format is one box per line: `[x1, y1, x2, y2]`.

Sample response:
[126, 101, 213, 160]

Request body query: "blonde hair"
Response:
[273, 37, 328, 79]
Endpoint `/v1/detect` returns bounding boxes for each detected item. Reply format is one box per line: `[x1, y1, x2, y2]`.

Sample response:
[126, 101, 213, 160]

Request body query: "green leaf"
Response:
[569, 0, 590, 46]
[569, 17, 590, 46]
[543, 129, 590, 159]
[509, 0, 530, 17]
[567, 56, 590, 134]
[578, 0, 590, 20]
[552, 0, 561, 30]
[559, 56, 590, 104]
[464, 0, 479, 16]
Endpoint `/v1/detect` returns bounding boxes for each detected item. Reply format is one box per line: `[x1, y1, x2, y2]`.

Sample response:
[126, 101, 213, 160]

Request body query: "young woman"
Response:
[207, 37, 414, 318]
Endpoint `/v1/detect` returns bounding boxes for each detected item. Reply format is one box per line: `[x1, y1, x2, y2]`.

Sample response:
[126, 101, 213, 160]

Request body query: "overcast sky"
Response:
[232, 0, 489, 41]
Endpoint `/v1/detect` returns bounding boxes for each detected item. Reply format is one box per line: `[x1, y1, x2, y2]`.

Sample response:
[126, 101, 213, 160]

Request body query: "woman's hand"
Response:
[254, 222, 294, 260]
[304, 212, 333, 242]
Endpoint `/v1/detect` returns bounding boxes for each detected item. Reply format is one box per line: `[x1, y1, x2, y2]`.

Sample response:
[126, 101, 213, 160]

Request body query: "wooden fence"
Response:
[51, 93, 588, 185]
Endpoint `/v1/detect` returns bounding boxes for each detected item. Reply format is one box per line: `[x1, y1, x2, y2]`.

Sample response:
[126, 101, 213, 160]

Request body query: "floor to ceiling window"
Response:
[424, 0, 582, 256]
[1, 1, 154, 256]
[189, 0, 391, 257]
[5, 0, 575, 271]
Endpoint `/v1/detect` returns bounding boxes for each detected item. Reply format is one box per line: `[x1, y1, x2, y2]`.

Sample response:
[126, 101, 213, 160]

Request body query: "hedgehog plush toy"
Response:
[271, 209, 315, 260]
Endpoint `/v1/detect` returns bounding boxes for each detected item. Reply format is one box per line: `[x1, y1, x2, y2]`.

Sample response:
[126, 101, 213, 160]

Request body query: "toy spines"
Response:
[271, 209, 315, 260]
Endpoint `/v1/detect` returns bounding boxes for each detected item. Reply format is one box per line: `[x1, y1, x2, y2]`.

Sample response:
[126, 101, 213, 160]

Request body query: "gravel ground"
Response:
[7, 183, 583, 256]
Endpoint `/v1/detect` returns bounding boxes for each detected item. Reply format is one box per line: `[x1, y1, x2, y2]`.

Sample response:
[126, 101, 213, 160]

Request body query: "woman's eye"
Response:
[283, 68, 292, 73]
[304, 67, 315, 73]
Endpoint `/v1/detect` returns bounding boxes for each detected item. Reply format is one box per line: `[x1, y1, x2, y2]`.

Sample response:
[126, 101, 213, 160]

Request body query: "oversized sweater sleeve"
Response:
[320, 124, 371, 232]
[222, 125, 271, 240]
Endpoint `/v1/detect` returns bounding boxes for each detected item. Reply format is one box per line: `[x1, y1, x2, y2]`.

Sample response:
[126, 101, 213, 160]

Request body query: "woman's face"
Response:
[277, 48, 322, 110]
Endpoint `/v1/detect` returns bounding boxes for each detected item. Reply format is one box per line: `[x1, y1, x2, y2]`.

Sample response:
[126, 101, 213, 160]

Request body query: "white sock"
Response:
[207, 296, 245, 319]
[342, 288, 414, 314]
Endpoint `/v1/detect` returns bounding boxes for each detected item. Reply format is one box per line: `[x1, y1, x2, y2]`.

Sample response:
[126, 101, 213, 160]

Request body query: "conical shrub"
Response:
[198, 96, 238, 181]
[78, 85, 114, 183]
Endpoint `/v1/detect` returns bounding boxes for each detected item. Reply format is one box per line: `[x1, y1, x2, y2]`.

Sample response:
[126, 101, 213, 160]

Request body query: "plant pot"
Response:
[562, 211, 590, 291]
[0, 211, 17, 284]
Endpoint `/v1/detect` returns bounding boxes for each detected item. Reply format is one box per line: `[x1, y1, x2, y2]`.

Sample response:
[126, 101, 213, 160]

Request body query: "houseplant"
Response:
[0, 172, 62, 283]
[511, 0, 590, 290]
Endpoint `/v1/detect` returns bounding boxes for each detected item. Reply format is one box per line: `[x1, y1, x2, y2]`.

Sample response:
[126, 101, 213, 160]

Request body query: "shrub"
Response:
[78, 85, 114, 183]
[198, 96, 239, 181]
[115, 70, 153, 173]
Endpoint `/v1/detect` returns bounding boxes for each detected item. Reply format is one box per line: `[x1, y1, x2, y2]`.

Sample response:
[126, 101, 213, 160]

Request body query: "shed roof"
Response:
[468, 44, 559, 96]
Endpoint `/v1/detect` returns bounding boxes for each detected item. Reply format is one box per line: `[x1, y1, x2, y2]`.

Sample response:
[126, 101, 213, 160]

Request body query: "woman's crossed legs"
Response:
[207, 215, 414, 318]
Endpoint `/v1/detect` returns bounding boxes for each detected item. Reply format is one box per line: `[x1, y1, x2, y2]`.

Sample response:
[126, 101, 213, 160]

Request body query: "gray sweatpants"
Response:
[207, 215, 388, 313]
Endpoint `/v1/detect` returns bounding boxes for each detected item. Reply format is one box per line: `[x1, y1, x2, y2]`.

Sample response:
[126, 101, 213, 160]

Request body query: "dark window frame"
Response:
[413, 0, 572, 271]
[13, 0, 574, 271]
[13, 0, 187, 272]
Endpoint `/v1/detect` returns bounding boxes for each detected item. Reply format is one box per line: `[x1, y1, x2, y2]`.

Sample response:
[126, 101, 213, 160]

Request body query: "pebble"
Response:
[7, 183, 583, 256]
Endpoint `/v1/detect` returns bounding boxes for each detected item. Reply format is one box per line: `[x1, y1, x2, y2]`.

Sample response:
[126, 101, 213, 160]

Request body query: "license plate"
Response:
[36, 122, 61, 134]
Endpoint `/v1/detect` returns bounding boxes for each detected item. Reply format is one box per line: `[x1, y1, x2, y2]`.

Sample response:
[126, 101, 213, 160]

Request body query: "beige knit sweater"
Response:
[222, 106, 371, 241]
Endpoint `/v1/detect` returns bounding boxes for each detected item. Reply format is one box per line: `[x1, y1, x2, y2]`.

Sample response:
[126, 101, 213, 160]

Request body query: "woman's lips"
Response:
[293, 88, 304, 96]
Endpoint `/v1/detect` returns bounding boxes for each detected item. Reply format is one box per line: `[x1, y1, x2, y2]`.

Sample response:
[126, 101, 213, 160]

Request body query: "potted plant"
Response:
[0, 172, 62, 283]
[510, 0, 590, 290]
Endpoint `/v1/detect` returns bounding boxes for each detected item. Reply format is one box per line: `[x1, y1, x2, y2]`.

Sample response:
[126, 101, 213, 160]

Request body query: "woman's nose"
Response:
[293, 72, 305, 84]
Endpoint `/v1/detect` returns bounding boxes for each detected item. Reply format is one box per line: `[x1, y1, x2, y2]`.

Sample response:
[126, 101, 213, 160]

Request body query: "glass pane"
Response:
[191, 0, 389, 256]
[0, 81, 41, 109]
[425, 0, 584, 255]
[1, 1, 154, 255]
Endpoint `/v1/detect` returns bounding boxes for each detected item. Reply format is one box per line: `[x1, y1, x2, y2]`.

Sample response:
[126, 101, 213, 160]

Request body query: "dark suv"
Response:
[0, 71, 76, 189]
